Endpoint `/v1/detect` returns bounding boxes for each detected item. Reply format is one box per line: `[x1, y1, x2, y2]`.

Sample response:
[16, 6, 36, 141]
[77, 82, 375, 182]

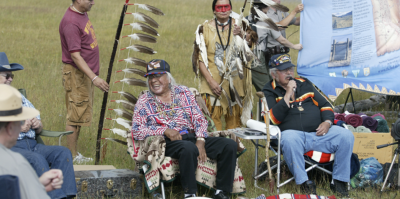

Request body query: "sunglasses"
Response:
[0, 73, 14, 79]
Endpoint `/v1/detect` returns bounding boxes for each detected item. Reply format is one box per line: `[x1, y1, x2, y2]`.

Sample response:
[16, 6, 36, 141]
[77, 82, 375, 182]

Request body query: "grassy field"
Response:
[1, 0, 399, 198]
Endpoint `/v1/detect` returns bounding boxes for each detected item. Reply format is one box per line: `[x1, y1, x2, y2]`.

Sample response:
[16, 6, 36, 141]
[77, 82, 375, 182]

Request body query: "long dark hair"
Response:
[212, 0, 233, 11]
[251, 3, 268, 23]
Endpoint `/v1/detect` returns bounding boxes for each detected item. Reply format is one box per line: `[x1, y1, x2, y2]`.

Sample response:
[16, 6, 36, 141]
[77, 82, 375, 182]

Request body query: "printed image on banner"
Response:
[297, 0, 400, 101]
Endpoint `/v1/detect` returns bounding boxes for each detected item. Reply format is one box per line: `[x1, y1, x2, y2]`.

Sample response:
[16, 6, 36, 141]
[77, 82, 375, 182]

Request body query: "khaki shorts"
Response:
[62, 64, 94, 126]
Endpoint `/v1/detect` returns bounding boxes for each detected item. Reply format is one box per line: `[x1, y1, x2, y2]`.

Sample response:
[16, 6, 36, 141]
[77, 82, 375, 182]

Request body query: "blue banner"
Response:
[297, 0, 400, 101]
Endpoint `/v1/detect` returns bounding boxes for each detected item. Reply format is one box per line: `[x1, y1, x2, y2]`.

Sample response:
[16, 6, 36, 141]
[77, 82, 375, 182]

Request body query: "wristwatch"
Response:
[196, 137, 205, 142]
[324, 120, 332, 127]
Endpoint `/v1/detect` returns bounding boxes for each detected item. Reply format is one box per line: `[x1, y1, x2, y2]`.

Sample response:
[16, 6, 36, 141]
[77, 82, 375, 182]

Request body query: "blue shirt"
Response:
[18, 95, 41, 140]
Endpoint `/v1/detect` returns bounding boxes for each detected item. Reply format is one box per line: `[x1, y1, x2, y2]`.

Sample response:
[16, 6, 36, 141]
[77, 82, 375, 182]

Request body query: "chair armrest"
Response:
[39, 130, 73, 137]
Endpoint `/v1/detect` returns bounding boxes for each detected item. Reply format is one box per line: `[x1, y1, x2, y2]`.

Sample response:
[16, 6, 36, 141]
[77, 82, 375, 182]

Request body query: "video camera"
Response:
[391, 113, 400, 140]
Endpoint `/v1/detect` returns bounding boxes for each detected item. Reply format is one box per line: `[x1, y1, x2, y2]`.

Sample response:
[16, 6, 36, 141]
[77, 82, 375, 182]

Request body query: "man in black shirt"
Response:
[262, 54, 354, 197]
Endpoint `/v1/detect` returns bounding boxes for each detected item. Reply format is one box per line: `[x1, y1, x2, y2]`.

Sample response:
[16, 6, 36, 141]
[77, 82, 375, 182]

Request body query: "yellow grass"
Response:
[0, 0, 398, 198]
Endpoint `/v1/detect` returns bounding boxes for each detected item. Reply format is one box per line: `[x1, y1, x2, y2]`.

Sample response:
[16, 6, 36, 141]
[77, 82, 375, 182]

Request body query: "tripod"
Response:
[378, 141, 400, 191]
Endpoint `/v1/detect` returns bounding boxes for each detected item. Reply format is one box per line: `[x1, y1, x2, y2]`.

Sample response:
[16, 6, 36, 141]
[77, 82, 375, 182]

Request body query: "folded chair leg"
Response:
[161, 181, 165, 199]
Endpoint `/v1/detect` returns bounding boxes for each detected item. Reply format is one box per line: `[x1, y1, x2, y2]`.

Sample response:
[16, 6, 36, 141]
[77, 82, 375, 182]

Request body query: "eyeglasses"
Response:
[0, 73, 14, 79]
[277, 67, 295, 74]
[148, 73, 164, 80]
[20, 120, 25, 126]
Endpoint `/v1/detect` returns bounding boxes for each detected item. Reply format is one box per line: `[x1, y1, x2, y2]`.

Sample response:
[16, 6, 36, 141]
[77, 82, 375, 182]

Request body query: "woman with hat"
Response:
[131, 59, 237, 199]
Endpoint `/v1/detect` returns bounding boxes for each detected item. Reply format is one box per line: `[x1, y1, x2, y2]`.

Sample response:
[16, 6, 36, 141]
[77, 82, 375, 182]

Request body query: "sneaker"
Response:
[213, 191, 229, 199]
[300, 180, 317, 195]
[331, 179, 349, 197]
[73, 152, 93, 164]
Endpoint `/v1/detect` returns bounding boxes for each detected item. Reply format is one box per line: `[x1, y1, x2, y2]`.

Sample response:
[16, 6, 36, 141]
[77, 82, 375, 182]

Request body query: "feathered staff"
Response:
[256, 91, 274, 192]
[95, 0, 130, 165]
[116, 68, 147, 77]
[126, 12, 159, 28]
[124, 22, 160, 36]
[108, 108, 133, 120]
[122, 33, 157, 43]
[101, 138, 128, 146]
[106, 117, 132, 130]
[127, 4, 165, 16]
[112, 91, 138, 104]
[114, 78, 147, 87]
[121, 44, 157, 55]
[118, 57, 148, 68]
[110, 99, 135, 111]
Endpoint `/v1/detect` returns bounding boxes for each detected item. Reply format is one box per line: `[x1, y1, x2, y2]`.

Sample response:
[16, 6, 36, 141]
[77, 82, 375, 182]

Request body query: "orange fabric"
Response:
[320, 107, 334, 112]
[202, 94, 242, 130]
[269, 109, 281, 125]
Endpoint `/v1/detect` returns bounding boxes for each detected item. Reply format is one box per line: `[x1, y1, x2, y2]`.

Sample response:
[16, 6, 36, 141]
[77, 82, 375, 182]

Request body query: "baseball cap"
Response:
[144, 59, 170, 77]
[269, 54, 295, 70]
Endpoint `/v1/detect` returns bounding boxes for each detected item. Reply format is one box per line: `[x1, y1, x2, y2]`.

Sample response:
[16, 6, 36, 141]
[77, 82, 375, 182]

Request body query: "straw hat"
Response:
[0, 84, 39, 121]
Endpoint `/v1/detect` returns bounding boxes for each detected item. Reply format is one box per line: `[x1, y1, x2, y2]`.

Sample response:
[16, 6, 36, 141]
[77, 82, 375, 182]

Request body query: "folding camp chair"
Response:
[18, 89, 73, 146]
[253, 91, 349, 194]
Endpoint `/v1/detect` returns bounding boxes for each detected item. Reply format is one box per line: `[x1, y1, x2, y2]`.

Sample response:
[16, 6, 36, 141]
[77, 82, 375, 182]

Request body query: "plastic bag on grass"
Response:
[350, 157, 383, 188]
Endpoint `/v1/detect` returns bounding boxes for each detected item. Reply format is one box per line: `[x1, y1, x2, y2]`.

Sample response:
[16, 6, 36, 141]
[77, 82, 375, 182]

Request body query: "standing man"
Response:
[0, 52, 76, 199]
[248, 0, 303, 92]
[0, 84, 64, 199]
[59, 0, 109, 161]
[192, 0, 257, 130]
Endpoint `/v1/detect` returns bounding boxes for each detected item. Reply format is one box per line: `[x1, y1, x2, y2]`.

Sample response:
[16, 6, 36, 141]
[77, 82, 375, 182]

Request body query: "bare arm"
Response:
[277, 4, 303, 27]
[276, 36, 303, 50]
[70, 52, 109, 92]
[198, 61, 221, 96]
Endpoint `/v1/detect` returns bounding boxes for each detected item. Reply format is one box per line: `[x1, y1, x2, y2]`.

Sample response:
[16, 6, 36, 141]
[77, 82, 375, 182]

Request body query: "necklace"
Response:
[152, 89, 178, 119]
[216, 18, 230, 27]
[152, 87, 190, 121]
[71, 6, 84, 14]
[215, 17, 232, 51]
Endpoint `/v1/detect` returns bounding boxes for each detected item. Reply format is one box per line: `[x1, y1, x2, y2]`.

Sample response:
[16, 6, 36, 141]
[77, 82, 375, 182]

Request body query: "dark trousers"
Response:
[165, 133, 237, 194]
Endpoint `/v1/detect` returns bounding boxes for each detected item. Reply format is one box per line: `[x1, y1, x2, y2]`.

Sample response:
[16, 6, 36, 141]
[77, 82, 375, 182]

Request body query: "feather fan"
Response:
[121, 44, 157, 55]
[221, 88, 233, 116]
[116, 68, 146, 77]
[118, 57, 148, 68]
[112, 91, 138, 104]
[189, 88, 210, 117]
[124, 22, 159, 36]
[229, 76, 243, 108]
[108, 108, 133, 120]
[101, 138, 128, 146]
[106, 117, 132, 130]
[260, 0, 289, 12]
[103, 128, 129, 138]
[128, 4, 164, 16]
[235, 58, 244, 80]
[115, 78, 147, 87]
[254, 7, 279, 31]
[128, 12, 159, 28]
[122, 33, 157, 43]
[111, 100, 135, 111]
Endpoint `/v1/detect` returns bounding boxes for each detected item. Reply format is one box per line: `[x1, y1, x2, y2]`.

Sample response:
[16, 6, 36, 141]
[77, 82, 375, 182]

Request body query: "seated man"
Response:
[0, 52, 76, 199]
[131, 59, 237, 199]
[262, 54, 354, 197]
[0, 84, 64, 199]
